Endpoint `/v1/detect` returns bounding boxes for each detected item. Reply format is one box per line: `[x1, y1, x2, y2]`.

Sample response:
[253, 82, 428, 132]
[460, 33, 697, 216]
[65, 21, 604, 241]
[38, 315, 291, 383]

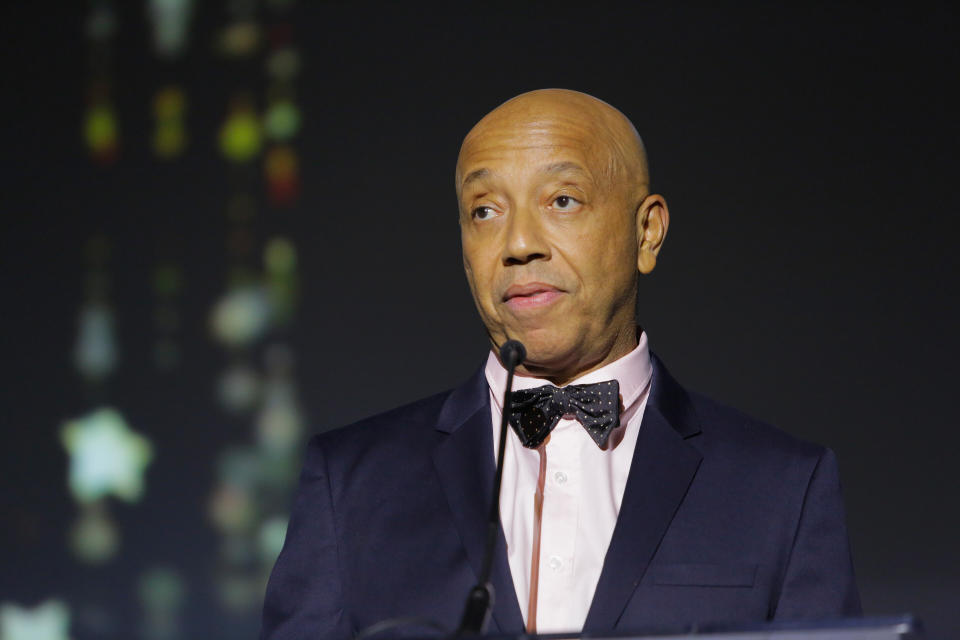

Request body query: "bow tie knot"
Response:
[508, 380, 621, 449]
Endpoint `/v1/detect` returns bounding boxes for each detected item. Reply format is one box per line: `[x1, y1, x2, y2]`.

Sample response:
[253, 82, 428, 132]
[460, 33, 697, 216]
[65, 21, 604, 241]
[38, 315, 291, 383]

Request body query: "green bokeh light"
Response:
[264, 237, 296, 274]
[69, 505, 119, 564]
[61, 408, 154, 504]
[0, 600, 71, 640]
[258, 516, 288, 565]
[263, 101, 301, 142]
[84, 104, 118, 152]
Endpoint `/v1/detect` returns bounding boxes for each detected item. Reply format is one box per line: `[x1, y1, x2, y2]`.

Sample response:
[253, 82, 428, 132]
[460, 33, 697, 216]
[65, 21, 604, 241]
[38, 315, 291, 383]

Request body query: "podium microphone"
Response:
[456, 339, 526, 636]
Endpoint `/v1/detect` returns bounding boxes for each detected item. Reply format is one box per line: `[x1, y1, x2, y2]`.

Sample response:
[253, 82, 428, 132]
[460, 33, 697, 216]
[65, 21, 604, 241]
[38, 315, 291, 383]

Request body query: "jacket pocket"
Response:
[650, 563, 757, 587]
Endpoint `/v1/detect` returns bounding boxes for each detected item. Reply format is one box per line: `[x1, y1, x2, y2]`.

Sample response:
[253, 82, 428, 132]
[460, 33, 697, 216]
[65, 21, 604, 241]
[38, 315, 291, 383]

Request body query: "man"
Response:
[261, 89, 860, 639]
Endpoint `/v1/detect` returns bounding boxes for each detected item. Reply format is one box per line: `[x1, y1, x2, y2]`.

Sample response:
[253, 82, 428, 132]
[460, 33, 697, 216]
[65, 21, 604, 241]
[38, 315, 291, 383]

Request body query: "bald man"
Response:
[261, 90, 860, 639]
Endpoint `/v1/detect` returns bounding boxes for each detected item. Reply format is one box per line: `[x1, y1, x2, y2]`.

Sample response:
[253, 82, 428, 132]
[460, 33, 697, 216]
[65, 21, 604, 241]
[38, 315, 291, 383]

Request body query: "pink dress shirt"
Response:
[484, 332, 653, 633]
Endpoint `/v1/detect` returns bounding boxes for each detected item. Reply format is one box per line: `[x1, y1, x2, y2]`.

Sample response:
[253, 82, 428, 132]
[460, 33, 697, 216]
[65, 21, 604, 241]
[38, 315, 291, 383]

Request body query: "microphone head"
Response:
[499, 340, 526, 370]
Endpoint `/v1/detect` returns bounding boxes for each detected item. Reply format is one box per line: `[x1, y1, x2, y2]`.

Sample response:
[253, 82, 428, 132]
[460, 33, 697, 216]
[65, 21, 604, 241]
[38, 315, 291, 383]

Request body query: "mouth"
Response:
[502, 282, 565, 310]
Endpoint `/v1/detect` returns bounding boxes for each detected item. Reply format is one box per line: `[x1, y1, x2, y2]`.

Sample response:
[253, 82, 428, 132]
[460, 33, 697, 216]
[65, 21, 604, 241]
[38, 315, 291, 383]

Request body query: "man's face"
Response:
[458, 108, 644, 380]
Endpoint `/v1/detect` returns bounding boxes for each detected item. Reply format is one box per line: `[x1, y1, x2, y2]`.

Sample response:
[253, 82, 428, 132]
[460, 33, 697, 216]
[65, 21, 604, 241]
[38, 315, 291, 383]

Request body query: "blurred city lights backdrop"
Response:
[8, 1, 307, 637]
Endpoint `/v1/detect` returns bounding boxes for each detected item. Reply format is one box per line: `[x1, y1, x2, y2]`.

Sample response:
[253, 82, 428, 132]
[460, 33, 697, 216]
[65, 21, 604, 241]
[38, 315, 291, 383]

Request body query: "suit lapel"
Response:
[431, 367, 525, 634]
[583, 354, 703, 633]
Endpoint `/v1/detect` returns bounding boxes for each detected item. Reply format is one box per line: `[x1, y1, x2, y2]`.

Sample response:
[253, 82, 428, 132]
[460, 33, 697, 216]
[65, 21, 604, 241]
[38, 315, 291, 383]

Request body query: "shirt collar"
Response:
[485, 330, 653, 416]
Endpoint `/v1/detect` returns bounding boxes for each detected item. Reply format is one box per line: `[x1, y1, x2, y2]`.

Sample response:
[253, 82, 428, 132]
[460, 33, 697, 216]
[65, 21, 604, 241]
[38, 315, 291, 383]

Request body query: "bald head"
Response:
[456, 89, 649, 202]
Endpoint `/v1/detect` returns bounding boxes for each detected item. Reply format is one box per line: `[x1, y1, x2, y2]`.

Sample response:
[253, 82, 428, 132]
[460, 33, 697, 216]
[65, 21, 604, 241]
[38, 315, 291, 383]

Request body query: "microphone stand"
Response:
[456, 340, 526, 636]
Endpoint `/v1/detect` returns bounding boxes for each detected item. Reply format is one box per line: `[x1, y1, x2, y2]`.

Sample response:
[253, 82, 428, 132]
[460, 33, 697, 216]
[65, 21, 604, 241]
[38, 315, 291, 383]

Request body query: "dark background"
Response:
[2, 3, 958, 639]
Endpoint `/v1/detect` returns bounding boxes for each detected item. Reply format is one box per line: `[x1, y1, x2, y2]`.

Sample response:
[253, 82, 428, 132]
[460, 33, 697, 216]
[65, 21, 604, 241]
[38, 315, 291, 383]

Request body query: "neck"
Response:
[513, 324, 639, 386]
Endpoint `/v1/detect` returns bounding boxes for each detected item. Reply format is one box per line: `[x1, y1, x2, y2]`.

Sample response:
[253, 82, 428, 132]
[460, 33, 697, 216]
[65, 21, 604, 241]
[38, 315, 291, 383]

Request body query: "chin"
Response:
[508, 327, 579, 376]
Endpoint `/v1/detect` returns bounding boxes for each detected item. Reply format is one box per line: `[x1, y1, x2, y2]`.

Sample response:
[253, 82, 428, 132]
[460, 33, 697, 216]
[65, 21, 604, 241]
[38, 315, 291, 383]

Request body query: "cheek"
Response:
[563, 231, 636, 301]
[462, 248, 498, 314]
[555, 228, 609, 279]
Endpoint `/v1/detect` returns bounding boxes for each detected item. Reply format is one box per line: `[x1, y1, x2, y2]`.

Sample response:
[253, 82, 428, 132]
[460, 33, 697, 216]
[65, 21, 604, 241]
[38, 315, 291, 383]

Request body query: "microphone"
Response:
[498, 340, 526, 370]
[456, 339, 526, 635]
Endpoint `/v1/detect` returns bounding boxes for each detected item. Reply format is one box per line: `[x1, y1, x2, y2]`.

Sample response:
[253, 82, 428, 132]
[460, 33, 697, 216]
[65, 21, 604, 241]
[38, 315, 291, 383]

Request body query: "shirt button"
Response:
[548, 555, 563, 572]
[553, 471, 567, 485]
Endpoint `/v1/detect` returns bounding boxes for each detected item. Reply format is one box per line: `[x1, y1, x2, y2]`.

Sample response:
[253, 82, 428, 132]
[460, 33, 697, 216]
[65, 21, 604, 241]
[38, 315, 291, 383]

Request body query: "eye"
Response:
[551, 195, 581, 211]
[471, 205, 497, 221]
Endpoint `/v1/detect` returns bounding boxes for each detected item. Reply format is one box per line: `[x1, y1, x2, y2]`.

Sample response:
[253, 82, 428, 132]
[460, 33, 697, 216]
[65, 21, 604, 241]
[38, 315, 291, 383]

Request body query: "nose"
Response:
[501, 204, 550, 266]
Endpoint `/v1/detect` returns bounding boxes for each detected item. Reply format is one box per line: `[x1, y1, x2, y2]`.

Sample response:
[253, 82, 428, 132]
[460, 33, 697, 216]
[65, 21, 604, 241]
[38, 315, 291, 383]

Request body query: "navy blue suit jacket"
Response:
[261, 355, 860, 638]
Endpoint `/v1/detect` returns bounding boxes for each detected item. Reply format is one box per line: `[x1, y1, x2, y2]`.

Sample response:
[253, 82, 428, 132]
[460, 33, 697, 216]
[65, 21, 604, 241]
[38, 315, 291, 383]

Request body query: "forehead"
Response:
[458, 114, 615, 187]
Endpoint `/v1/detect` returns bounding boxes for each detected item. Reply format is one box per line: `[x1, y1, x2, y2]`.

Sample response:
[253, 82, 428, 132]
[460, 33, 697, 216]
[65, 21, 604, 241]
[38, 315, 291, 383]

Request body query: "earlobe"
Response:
[637, 249, 657, 274]
[635, 194, 669, 274]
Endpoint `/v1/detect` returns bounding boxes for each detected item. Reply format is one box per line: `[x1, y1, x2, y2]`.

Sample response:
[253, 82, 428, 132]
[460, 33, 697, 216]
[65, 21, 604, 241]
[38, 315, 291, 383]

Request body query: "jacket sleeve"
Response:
[261, 436, 352, 640]
[772, 447, 862, 619]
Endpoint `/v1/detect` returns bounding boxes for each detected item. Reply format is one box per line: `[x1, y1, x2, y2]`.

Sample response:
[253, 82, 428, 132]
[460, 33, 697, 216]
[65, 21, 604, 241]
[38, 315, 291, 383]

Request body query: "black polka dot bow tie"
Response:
[508, 380, 621, 449]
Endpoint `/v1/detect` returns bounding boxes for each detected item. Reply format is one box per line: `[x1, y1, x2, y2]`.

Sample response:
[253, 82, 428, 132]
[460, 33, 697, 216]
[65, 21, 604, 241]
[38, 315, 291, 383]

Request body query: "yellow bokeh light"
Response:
[219, 106, 263, 163]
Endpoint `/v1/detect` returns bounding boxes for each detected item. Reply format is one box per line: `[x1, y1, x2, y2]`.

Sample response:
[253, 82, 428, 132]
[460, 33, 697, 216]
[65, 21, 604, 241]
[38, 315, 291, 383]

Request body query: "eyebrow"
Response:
[542, 161, 588, 177]
[461, 168, 490, 189]
[460, 161, 589, 190]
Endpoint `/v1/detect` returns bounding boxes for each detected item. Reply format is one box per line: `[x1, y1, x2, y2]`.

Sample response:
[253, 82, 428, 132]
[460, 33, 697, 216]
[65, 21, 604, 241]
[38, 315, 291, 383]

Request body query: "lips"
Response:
[502, 282, 565, 310]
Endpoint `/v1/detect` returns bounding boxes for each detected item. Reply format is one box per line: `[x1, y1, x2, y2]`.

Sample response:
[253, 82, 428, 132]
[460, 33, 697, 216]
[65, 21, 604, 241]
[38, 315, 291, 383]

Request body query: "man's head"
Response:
[456, 89, 669, 383]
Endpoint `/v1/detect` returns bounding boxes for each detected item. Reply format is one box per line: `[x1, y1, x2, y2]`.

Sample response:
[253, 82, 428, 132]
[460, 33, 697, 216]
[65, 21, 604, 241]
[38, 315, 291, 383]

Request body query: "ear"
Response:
[636, 194, 669, 274]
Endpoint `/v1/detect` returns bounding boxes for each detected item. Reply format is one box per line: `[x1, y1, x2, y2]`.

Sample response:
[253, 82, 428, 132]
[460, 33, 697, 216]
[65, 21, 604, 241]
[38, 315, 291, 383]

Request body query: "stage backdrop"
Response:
[2, 3, 958, 639]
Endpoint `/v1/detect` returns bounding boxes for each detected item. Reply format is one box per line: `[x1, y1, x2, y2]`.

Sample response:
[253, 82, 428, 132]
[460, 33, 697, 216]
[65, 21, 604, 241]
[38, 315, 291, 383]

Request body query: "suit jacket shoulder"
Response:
[686, 389, 825, 461]
[308, 388, 455, 479]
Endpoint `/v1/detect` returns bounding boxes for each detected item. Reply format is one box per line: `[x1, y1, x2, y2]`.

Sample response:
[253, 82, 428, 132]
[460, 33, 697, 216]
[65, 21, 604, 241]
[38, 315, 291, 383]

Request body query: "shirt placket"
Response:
[536, 418, 582, 632]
